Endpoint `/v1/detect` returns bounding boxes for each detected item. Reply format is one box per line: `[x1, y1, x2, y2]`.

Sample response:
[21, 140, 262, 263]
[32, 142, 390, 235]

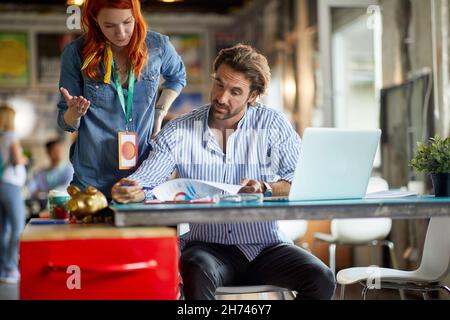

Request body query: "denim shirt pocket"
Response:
[83, 78, 102, 106]
[97, 82, 116, 109]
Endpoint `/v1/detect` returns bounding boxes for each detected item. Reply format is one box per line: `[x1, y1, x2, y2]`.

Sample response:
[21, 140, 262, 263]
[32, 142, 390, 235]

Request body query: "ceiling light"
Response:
[66, 0, 85, 6]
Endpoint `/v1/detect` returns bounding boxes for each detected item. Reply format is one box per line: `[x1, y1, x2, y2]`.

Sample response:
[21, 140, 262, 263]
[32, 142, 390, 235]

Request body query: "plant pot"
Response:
[431, 173, 450, 197]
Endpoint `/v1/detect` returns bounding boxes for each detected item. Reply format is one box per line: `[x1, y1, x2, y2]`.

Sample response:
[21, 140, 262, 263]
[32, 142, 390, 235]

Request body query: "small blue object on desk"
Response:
[145, 198, 216, 205]
[29, 218, 69, 225]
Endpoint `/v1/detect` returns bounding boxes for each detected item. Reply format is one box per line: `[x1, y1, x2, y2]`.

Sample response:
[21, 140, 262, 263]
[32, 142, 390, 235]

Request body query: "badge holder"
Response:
[118, 131, 138, 170]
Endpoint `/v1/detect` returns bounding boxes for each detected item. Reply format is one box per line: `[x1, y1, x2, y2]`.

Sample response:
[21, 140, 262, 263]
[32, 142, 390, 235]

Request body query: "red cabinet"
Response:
[19, 224, 179, 300]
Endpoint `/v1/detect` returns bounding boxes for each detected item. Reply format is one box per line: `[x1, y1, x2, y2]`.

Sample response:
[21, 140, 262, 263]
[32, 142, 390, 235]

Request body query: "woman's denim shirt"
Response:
[57, 31, 186, 198]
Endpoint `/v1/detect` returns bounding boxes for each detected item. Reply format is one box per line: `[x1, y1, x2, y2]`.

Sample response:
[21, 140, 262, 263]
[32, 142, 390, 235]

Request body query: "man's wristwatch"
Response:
[262, 182, 273, 197]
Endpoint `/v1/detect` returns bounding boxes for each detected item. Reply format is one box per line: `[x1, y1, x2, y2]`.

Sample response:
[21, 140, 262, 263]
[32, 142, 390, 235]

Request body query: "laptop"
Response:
[265, 128, 381, 202]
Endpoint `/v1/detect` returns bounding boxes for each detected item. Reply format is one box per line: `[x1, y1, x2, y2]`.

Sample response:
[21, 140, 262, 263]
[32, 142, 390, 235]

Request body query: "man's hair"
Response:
[213, 44, 271, 97]
[45, 139, 62, 153]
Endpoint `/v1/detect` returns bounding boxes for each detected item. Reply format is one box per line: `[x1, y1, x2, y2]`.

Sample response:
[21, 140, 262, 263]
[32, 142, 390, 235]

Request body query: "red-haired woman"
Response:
[58, 0, 186, 199]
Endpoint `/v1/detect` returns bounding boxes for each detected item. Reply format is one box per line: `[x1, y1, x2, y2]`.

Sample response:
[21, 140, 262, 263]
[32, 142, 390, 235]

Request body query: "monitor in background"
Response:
[380, 72, 434, 188]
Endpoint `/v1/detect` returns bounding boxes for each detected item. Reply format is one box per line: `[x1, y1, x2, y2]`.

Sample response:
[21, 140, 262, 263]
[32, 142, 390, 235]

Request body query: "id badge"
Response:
[118, 131, 138, 170]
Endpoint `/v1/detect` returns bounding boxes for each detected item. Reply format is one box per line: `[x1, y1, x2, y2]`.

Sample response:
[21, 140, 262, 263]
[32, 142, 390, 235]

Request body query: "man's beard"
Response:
[211, 100, 245, 120]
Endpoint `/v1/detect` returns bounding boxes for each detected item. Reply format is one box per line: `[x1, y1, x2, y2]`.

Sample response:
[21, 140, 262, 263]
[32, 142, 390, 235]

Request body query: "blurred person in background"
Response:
[26, 139, 74, 198]
[0, 104, 27, 284]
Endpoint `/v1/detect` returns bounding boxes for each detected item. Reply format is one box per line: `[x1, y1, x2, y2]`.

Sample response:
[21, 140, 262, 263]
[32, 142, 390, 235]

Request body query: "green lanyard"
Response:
[112, 59, 135, 131]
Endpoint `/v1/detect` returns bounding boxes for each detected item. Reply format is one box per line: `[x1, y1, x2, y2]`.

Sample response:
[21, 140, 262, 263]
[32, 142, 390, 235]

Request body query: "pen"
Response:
[144, 199, 216, 205]
[30, 218, 69, 225]
[120, 183, 152, 190]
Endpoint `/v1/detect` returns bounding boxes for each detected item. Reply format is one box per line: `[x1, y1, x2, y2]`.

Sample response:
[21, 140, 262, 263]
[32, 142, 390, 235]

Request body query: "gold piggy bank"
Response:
[67, 185, 108, 223]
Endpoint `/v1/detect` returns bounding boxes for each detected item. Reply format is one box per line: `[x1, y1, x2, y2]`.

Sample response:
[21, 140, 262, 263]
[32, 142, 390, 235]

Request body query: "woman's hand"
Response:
[151, 108, 167, 138]
[151, 89, 179, 138]
[60, 87, 91, 127]
[111, 178, 145, 204]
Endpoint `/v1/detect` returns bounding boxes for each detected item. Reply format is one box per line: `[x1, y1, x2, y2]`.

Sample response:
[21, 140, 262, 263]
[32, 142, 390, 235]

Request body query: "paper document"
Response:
[152, 178, 242, 201]
[364, 190, 418, 199]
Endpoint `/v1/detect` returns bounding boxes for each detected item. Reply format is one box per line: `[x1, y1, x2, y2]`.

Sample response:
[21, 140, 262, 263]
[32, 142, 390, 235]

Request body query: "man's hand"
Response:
[111, 178, 145, 204]
[239, 179, 264, 193]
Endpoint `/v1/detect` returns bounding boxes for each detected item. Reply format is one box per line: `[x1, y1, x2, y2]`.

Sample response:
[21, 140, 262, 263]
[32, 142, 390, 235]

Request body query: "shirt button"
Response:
[228, 230, 232, 234]
[95, 85, 99, 89]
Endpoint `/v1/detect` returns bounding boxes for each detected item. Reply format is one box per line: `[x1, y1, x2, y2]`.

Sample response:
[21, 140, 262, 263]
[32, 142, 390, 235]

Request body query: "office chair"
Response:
[337, 216, 450, 300]
[178, 220, 308, 300]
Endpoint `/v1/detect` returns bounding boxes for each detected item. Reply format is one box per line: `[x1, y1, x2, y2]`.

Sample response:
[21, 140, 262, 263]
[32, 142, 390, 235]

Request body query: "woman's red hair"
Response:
[81, 0, 148, 81]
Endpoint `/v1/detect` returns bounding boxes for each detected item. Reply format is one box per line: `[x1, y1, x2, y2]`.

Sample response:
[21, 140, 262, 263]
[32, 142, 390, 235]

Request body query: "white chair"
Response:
[313, 177, 404, 299]
[337, 216, 450, 300]
[313, 177, 395, 271]
[178, 220, 308, 300]
[278, 220, 308, 245]
[215, 285, 295, 300]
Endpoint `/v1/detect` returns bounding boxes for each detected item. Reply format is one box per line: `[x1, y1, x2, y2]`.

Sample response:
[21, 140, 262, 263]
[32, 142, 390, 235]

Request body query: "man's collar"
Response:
[202, 103, 254, 152]
[202, 106, 220, 152]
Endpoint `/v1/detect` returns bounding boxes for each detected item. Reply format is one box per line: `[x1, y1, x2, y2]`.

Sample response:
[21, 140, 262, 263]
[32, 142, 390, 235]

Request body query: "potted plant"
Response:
[410, 135, 450, 197]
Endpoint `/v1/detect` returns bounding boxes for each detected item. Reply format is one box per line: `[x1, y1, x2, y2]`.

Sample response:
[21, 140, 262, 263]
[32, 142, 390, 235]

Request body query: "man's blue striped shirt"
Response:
[128, 103, 301, 260]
